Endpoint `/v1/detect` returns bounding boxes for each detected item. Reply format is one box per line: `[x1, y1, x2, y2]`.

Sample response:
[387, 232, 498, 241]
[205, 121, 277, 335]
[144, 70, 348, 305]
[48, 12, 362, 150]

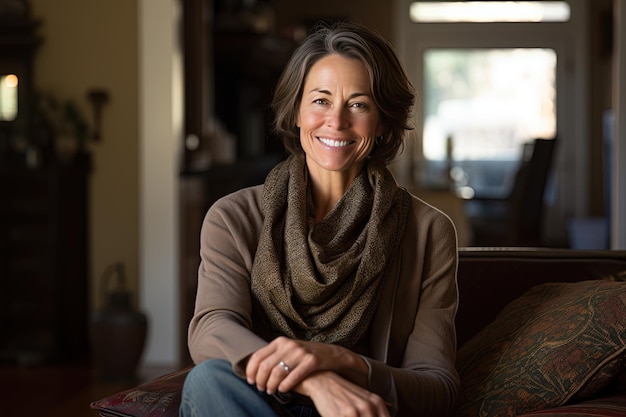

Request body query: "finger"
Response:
[372, 394, 392, 417]
[265, 359, 292, 395]
[252, 339, 295, 391]
[253, 338, 313, 393]
[254, 353, 283, 392]
[276, 351, 317, 393]
[245, 344, 275, 385]
[358, 392, 391, 417]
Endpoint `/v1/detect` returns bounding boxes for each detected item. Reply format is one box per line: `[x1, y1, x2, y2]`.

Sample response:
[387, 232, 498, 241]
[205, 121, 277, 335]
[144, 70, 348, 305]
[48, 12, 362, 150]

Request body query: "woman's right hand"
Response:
[246, 337, 369, 395]
[299, 371, 391, 417]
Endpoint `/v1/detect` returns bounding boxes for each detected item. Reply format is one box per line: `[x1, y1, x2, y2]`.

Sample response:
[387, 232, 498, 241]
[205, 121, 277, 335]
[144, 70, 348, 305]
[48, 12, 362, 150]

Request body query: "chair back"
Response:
[507, 137, 557, 245]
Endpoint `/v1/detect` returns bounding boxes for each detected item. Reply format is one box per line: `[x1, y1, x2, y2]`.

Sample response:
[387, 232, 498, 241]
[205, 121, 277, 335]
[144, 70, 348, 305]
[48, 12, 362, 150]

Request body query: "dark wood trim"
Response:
[181, 0, 213, 172]
[179, 0, 213, 366]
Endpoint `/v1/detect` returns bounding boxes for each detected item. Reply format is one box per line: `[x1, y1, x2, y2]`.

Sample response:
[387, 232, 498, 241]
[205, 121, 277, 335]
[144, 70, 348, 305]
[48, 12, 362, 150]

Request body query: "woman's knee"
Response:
[182, 358, 233, 397]
[181, 359, 236, 417]
[181, 358, 281, 417]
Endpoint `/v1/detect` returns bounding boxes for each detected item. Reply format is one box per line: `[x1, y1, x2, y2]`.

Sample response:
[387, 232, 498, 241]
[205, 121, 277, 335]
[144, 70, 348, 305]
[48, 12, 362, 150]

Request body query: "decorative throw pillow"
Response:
[515, 396, 626, 416]
[453, 280, 626, 417]
[90, 367, 191, 417]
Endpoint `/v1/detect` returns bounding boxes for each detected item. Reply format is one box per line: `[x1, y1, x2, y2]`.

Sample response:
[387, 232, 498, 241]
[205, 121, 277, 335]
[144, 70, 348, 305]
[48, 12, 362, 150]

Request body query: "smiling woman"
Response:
[180, 21, 459, 417]
[296, 54, 380, 202]
[271, 22, 414, 167]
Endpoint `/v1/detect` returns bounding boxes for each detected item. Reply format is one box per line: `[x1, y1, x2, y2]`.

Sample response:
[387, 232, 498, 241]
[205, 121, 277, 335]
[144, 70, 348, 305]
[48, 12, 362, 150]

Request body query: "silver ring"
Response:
[278, 360, 290, 373]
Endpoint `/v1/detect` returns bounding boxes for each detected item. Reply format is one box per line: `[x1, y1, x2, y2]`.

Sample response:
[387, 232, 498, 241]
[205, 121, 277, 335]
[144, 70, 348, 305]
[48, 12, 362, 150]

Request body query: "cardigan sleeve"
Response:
[362, 198, 460, 417]
[187, 187, 268, 376]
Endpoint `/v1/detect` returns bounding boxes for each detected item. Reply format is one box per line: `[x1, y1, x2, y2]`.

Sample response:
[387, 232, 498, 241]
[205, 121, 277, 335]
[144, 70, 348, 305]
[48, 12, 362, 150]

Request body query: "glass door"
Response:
[394, 0, 589, 245]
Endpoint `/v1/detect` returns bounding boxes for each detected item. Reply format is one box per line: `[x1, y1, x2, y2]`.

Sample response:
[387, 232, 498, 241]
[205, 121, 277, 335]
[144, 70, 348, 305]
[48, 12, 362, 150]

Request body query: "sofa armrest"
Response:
[456, 248, 626, 347]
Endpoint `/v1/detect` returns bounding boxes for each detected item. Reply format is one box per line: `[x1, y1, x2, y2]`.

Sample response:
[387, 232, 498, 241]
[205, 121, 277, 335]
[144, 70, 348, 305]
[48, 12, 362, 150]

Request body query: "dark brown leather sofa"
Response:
[91, 248, 626, 417]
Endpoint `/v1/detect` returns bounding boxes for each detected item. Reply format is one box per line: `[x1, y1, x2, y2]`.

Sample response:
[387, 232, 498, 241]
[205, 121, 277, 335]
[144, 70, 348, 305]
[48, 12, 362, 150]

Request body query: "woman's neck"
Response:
[307, 167, 364, 223]
[310, 180, 346, 223]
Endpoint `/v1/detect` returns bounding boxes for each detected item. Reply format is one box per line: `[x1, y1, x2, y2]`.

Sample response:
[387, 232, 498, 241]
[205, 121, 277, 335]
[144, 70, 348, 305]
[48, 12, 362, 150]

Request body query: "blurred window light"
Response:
[422, 48, 556, 161]
[0, 74, 19, 121]
[410, 1, 571, 23]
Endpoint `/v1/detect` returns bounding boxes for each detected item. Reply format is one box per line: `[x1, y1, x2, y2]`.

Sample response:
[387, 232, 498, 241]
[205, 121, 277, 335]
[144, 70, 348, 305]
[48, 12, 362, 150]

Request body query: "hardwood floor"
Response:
[0, 361, 176, 417]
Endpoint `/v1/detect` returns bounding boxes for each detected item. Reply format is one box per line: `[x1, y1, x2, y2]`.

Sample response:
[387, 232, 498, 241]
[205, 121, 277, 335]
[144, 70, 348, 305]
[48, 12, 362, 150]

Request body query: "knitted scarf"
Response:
[251, 154, 412, 348]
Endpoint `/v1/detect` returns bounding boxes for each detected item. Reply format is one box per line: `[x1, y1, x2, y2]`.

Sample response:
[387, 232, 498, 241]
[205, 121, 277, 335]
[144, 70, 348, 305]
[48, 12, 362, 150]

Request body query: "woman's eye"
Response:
[350, 102, 368, 111]
[313, 98, 327, 105]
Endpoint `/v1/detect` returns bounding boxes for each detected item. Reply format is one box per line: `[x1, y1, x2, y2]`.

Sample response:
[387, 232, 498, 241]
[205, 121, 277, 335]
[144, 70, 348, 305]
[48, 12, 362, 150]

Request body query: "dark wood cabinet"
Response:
[0, 158, 89, 365]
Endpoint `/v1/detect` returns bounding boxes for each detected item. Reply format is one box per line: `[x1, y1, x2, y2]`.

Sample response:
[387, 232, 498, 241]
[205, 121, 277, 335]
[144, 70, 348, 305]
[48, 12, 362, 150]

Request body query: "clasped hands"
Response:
[245, 336, 391, 417]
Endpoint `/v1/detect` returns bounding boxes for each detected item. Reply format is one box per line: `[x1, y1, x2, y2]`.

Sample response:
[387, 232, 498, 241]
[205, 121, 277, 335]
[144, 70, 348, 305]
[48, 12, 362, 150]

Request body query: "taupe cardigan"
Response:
[188, 185, 460, 416]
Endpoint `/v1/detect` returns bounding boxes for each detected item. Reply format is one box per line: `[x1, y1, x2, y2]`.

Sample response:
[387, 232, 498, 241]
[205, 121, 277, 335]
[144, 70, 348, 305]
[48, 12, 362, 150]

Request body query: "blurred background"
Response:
[0, 0, 624, 379]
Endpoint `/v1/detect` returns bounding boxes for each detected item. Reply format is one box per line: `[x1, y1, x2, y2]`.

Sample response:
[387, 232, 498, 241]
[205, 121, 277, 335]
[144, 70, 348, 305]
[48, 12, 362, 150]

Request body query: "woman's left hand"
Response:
[302, 371, 391, 417]
[245, 336, 369, 395]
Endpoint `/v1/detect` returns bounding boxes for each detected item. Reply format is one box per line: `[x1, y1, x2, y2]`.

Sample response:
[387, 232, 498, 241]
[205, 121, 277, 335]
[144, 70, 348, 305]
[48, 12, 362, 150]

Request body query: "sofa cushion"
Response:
[453, 280, 626, 417]
[90, 367, 191, 417]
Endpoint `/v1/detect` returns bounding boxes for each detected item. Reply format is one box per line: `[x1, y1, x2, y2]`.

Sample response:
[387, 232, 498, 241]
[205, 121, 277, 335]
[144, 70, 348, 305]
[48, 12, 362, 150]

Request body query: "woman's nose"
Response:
[326, 106, 349, 129]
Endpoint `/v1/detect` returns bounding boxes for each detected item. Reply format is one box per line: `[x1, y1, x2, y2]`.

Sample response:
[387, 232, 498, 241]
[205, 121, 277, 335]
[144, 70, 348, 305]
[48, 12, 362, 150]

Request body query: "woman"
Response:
[181, 21, 459, 417]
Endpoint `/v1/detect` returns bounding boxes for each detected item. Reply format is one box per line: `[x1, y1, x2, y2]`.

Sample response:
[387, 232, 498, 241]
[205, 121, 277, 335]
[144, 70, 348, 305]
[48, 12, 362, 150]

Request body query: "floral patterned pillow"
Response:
[454, 280, 626, 417]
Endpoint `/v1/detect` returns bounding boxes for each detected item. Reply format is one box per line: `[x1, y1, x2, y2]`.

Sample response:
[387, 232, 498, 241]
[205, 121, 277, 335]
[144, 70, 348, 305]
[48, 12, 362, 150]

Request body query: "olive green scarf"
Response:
[251, 154, 412, 348]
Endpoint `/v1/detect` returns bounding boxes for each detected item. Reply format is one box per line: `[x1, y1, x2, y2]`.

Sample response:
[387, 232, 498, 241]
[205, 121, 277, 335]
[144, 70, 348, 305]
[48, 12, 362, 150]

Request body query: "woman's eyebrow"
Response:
[306, 88, 372, 100]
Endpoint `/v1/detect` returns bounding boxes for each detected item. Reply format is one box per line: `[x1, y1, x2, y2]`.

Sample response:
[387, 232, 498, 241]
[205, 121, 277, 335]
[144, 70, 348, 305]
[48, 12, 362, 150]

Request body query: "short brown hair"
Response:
[272, 21, 415, 165]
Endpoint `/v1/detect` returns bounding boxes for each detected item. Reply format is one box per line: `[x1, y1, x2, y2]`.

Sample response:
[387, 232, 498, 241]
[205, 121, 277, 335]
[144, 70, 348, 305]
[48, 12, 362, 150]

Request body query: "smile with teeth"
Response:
[318, 137, 354, 147]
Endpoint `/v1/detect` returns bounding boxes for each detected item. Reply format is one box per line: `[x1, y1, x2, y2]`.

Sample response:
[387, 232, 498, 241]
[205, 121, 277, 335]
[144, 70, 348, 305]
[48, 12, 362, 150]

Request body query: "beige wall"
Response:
[138, 0, 182, 366]
[30, 1, 139, 311]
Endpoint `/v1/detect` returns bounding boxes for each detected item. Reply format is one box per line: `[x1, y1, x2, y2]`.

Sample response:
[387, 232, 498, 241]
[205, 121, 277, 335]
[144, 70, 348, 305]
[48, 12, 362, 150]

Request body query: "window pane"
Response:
[410, 1, 571, 23]
[423, 48, 556, 162]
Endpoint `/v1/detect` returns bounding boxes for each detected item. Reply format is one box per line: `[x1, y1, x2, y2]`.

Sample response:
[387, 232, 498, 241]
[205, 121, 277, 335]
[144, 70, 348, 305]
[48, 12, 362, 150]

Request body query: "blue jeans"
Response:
[180, 359, 320, 417]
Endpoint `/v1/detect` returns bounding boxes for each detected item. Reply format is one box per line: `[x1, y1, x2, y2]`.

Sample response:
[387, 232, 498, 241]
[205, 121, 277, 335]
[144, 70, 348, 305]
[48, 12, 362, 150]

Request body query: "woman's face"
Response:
[297, 54, 382, 180]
